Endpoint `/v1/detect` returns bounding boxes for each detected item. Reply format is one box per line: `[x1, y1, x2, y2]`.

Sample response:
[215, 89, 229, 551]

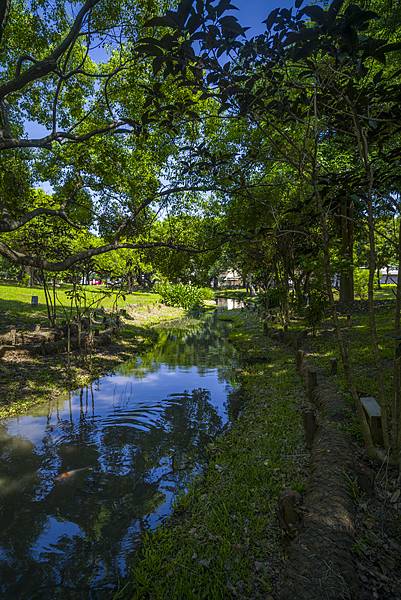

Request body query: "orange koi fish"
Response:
[56, 467, 91, 481]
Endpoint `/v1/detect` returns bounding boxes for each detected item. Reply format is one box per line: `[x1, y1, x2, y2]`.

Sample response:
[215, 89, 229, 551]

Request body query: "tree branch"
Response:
[0, 0, 101, 99]
[0, 239, 218, 272]
[0, 120, 139, 150]
[0, 207, 82, 233]
[0, 0, 10, 48]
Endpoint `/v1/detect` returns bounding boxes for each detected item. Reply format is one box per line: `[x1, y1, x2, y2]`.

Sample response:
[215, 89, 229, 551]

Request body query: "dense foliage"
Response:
[156, 281, 213, 310]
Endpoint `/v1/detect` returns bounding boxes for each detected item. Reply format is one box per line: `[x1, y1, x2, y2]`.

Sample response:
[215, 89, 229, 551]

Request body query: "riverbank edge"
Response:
[119, 310, 307, 600]
[288, 304, 401, 600]
[0, 308, 185, 420]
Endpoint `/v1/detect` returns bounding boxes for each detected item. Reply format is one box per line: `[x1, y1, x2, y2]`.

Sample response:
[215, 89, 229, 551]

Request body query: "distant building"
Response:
[218, 270, 242, 288]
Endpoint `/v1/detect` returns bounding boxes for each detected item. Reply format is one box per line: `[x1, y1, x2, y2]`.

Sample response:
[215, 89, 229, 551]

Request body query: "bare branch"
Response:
[0, 98, 11, 138]
[15, 55, 39, 78]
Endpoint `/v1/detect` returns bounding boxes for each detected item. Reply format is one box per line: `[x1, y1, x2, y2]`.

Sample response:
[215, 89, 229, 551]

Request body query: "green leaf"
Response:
[263, 8, 280, 29]
[301, 5, 327, 23]
[144, 15, 179, 28]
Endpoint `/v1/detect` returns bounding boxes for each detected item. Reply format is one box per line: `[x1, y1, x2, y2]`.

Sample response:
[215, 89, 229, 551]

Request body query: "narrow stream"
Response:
[0, 314, 238, 599]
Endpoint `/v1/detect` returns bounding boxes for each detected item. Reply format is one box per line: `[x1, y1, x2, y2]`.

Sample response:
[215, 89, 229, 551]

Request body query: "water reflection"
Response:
[216, 297, 244, 310]
[0, 316, 238, 598]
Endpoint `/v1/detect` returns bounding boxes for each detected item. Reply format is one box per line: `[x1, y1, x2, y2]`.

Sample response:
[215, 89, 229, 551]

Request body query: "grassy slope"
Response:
[0, 283, 160, 331]
[120, 311, 306, 600]
[0, 283, 182, 418]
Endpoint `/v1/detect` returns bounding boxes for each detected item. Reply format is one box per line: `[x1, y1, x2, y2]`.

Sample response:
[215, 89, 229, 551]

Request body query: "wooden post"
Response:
[34, 324, 41, 332]
[303, 409, 317, 449]
[346, 314, 352, 327]
[296, 329, 308, 350]
[296, 349, 305, 373]
[307, 369, 318, 401]
[278, 490, 302, 535]
[31, 296, 39, 306]
[10, 326, 16, 346]
[330, 357, 338, 376]
[360, 396, 384, 446]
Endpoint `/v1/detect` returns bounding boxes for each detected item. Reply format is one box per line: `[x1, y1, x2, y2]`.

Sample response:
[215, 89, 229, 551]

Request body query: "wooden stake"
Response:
[307, 369, 318, 402]
[303, 409, 317, 449]
[296, 349, 305, 372]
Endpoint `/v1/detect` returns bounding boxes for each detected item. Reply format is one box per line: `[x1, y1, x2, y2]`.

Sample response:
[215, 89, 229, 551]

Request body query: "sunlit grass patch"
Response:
[0, 282, 160, 330]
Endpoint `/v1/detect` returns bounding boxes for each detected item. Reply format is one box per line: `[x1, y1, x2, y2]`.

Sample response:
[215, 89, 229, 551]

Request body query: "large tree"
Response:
[0, 0, 232, 271]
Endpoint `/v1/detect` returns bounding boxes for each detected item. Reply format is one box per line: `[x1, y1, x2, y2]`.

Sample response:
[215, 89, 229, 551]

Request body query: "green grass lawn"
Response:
[0, 283, 161, 331]
[329, 284, 396, 302]
[291, 296, 397, 444]
[373, 284, 397, 300]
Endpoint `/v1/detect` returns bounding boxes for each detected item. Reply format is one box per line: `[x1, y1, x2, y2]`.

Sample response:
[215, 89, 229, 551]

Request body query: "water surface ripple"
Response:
[0, 315, 238, 599]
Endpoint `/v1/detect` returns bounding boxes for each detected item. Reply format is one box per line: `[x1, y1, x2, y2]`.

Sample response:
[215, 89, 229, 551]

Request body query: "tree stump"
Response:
[360, 396, 384, 446]
[355, 464, 375, 495]
[278, 489, 303, 535]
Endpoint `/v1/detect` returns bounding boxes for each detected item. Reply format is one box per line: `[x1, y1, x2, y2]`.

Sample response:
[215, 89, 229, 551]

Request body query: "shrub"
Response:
[304, 288, 327, 334]
[254, 287, 286, 315]
[20, 273, 30, 287]
[199, 287, 215, 301]
[156, 282, 206, 310]
[354, 268, 369, 300]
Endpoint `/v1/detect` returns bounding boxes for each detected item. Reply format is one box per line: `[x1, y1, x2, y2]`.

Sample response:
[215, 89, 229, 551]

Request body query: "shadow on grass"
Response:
[0, 320, 159, 418]
[0, 297, 51, 332]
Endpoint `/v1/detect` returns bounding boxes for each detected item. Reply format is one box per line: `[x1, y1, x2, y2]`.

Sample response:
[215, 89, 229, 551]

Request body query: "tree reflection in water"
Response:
[0, 315, 238, 598]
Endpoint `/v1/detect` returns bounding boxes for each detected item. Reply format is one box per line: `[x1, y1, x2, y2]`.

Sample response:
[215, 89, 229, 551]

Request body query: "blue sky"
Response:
[233, 0, 293, 35]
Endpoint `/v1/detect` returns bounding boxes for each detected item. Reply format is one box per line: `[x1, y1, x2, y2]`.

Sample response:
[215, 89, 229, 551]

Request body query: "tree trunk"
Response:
[366, 193, 389, 450]
[393, 200, 401, 459]
[339, 197, 355, 304]
[319, 201, 378, 458]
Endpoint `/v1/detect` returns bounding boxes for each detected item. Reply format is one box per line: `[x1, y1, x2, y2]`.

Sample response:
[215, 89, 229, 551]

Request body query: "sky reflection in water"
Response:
[0, 316, 238, 599]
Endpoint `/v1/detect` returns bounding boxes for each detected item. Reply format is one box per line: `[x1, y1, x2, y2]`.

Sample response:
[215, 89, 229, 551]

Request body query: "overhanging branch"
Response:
[0, 207, 82, 233]
[0, 0, 101, 99]
[0, 239, 220, 272]
[0, 120, 139, 150]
